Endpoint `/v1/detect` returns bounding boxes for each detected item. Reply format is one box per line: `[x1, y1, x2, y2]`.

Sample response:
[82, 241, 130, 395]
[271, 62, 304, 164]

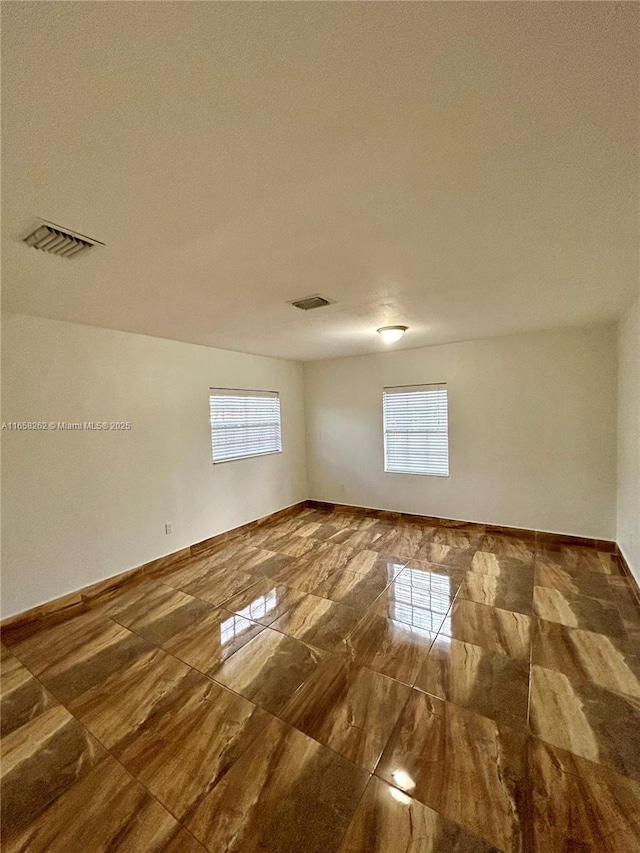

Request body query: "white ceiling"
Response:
[2, 2, 638, 361]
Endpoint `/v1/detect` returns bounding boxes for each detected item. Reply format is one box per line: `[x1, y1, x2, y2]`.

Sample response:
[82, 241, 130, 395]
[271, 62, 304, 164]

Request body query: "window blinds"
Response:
[209, 388, 282, 463]
[383, 384, 449, 476]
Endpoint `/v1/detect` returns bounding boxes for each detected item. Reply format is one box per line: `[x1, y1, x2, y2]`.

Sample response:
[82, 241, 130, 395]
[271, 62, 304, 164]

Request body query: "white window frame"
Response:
[383, 383, 449, 477]
[209, 388, 282, 464]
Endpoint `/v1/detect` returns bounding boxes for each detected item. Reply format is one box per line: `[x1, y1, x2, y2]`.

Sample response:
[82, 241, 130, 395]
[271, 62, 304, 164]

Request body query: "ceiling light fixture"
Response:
[377, 325, 408, 344]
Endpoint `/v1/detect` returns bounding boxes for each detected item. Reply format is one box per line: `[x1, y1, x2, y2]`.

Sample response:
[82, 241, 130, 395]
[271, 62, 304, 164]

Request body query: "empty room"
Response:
[1, 2, 639, 852]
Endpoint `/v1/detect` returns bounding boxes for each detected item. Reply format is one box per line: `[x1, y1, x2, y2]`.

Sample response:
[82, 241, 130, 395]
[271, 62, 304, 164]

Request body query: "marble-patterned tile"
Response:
[330, 511, 377, 531]
[192, 539, 255, 565]
[608, 580, 640, 634]
[312, 553, 400, 609]
[607, 575, 640, 596]
[338, 775, 502, 853]
[312, 569, 385, 611]
[618, 603, 640, 637]
[67, 646, 193, 748]
[6, 610, 155, 706]
[162, 607, 265, 672]
[363, 513, 400, 528]
[179, 566, 260, 607]
[478, 535, 535, 563]
[536, 545, 624, 576]
[469, 550, 533, 577]
[263, 513, 315, 535]
[441, 598, 531, 662]
[401, 559, 467, 583]
[338, 613, 435, 685]
[376, 691, 525, 852]
[533, 586, 627, 636]
[223, 538, 285, 564]
[295, 508, 335, 525]
[3, 754, 207, 853]
[235, 525, 277, 548]
[1, 703, 105, 841]
[114, 669, 271, 820]
[321, 522, 356, 540]
[1, 642, 29, 691]
[525, 738, 640, 853]
[170, 544, 266, 585]
[4, 608, 129, 674]
[330, 512, 380, 530]
[209, 626, 327, 714]
[344, 548, 406, 579]
[269, 594, 362, 652]
[415, 635, 530, 727]
[628, 628, 640, 650]
[308, 540, 355, 568]
[331, 513, 376, 532]
[532, 619, 640, 699]
[414, 542, 478, 569]
[609, 573, 640, 597]
[160, 552, 222, 589]
[0, 645, 57, 738]
[529, 664, 640, 781]
[270, 543, 351, 593]
[374, 525, 430, 563]
[270, 560, 345, 594]
[281, 655, 411, 771]
[328, 526, 385, 550]
[534, 560, 614, 600]
[106, 580, 214, 645]
[260, 531, 317, 559]
[9, 507, 640, 850]
[163, 829, 211, 852]
[458, 568, 534, 615]
[432, 528, 484, 549]
[371, 565, 460, 633]
[205, 535, 263, 556]
[222, 578, 307, 626]
[186, 715, 369, 853]
[296, 509, 332, 536]
[236, 547, 295, 577]
[296, 520, 342, 540]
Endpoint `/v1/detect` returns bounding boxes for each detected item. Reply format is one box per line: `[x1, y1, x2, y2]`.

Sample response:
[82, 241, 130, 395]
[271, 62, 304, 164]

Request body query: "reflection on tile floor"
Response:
[2, 506, 640, 852]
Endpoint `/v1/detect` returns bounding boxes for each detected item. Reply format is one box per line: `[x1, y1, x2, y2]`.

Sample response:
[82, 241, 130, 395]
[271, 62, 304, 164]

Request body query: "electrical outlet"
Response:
[165, 522, 173, 535]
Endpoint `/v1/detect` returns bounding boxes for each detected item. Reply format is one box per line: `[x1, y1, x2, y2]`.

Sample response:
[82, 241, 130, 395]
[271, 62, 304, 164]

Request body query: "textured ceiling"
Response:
[2, 2, 638, 360]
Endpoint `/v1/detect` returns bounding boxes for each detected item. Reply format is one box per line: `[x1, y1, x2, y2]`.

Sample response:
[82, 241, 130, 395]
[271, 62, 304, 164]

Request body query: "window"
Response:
[383, 384, 449, 476]
[385, 567, 452, 638]
[209, 388, 282, 463]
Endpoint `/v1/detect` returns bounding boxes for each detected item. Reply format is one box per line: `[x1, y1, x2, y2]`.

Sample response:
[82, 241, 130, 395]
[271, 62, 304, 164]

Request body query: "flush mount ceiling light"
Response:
[377, 325, 408, 344]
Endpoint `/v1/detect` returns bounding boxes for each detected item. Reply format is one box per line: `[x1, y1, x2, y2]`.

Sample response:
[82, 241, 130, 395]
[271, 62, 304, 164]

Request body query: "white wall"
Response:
[617, 298, 640, 582]
[304, 325, 618, 540]
[1, 315, 627, 619]
[1, 313, 307, 618]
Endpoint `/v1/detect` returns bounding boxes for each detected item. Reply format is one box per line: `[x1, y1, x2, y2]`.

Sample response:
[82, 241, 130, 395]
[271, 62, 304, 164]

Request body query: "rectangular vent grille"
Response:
[290, 295, 333, 311]
[24, 222, 103, 259]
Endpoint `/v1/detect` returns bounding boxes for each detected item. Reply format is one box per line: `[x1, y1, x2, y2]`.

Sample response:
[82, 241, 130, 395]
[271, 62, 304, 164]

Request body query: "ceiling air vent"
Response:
[289, 295, 334, 311]
[23, 221, 104, 259]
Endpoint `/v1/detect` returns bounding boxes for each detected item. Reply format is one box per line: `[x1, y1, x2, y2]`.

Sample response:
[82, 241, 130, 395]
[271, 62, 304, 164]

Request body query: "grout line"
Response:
[10, 507, 637, 853]
[3, 642, 210, 850]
